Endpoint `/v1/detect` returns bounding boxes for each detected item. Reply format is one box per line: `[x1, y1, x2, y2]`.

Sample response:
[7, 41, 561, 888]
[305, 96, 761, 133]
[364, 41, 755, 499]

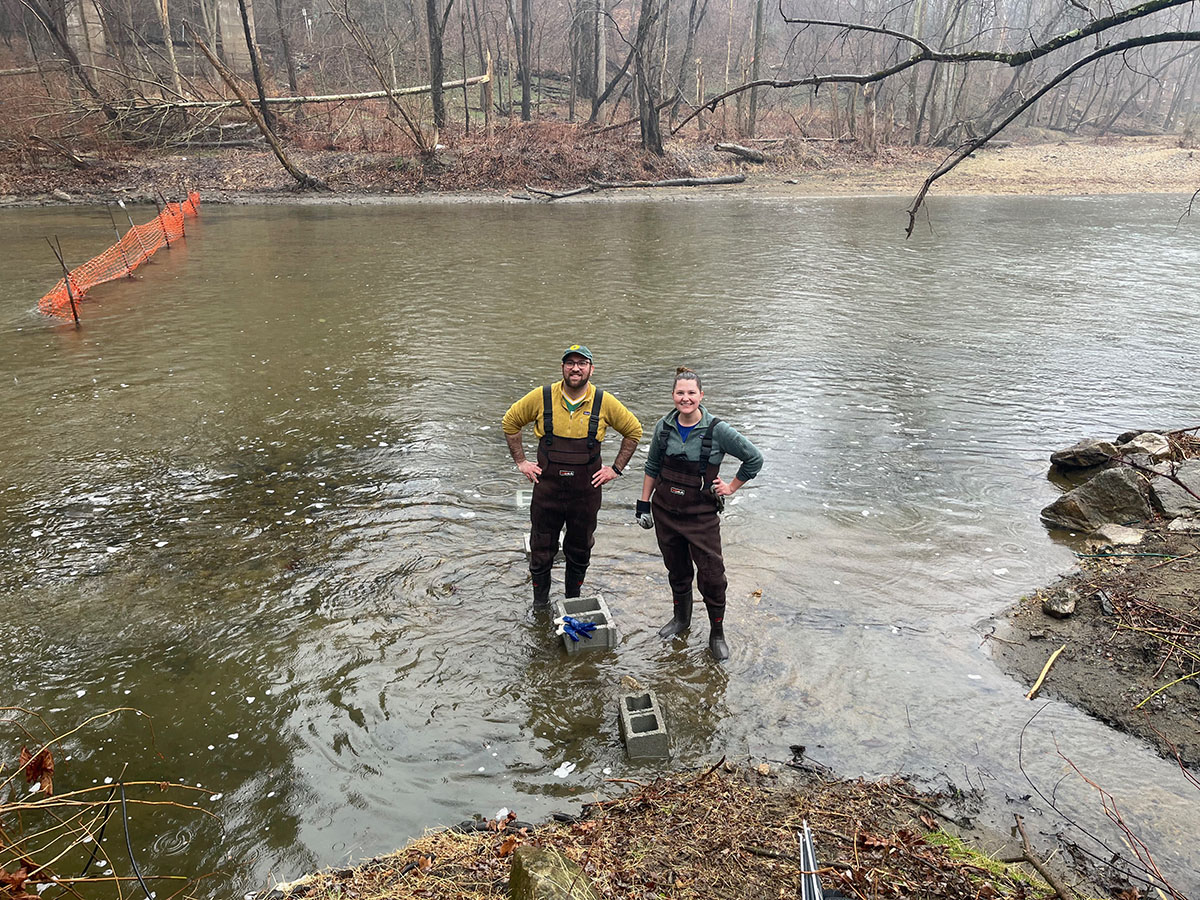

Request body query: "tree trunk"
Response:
[425, 0, 451, 131]
[155, 0, 184, 96]
[670, 0, 708, 125]
[746, 0, 764, 136]
[595, 0, 606, 116]
[634, 0, 664, 153]
[272, 0, 300, 97]
[519, 0, 531, 119]
[235, 0, 272, 130]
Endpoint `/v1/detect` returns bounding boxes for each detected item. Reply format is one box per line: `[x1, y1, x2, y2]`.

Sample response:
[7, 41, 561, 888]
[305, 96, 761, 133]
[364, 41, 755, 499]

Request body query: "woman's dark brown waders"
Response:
[651, 419, 730, 659]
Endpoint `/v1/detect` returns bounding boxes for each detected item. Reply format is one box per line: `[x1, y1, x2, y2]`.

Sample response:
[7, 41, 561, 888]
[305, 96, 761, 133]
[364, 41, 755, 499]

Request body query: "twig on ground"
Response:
[1013, 815, 1075, 900]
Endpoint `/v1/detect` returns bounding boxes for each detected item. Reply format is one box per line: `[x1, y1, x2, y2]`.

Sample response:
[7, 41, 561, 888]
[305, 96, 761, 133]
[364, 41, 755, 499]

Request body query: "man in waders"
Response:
[503, 345, 643, 606]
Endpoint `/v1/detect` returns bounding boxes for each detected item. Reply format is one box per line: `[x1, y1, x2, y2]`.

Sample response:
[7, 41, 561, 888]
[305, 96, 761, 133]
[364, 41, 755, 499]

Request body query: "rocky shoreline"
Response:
[992, 427, 1200, 766]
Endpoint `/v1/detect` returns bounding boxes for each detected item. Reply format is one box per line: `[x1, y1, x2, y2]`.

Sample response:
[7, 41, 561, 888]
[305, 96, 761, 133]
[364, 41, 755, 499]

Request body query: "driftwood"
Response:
[714, 142, 766, 162]
[104, 75, 490, 112]
[524, 174, 746, 201]
[29, 133, 93, 168]
[194, 38, 328, 192]
[1005, 815, 1075, 900]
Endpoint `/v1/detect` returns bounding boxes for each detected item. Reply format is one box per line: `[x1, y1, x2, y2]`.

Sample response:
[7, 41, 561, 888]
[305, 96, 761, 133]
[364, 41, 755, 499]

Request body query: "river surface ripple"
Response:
[1, 195, 1198, 895]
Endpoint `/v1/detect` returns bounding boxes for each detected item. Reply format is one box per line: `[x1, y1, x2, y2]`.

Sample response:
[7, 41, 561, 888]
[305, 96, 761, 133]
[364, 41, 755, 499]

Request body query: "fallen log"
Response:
[29, 133, 93, 168]
[102, 75, 491, 112]
[715, 142, 765, 162]
[526, 174, 746, 201]
[0, 60, 70, 77]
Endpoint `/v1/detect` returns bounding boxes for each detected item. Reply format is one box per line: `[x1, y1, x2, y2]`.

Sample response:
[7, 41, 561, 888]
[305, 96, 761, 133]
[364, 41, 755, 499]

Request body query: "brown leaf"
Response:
[1116, 890, 1141, 900]
[1, 865, 30, 892]
[856, 831, 891, 849]
[918, 813, 937, 830]
[18, 747, 53, 796]
[497, 836, 517, 857]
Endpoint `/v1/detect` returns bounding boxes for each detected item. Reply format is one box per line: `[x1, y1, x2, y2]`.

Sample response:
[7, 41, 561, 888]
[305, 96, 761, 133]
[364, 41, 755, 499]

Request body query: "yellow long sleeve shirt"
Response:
[502, 381, 643, 444]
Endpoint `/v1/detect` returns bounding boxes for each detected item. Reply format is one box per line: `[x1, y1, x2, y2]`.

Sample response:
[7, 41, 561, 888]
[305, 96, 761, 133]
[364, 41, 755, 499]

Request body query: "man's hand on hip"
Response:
[592, 466, 619, 488]
[518, 460, 542, 483]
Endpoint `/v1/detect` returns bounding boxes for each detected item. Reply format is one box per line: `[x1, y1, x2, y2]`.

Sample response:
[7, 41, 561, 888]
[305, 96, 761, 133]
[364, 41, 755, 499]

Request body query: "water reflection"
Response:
[1, 195, 1198, 896]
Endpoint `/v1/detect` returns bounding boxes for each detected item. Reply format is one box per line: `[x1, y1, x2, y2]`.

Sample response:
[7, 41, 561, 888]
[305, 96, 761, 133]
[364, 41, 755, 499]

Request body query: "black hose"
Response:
[119, 782, 154, 900]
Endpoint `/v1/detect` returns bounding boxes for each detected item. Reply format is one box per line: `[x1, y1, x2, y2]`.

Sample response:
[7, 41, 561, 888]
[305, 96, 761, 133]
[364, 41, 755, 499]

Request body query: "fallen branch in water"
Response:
[524, 174, 746, 200]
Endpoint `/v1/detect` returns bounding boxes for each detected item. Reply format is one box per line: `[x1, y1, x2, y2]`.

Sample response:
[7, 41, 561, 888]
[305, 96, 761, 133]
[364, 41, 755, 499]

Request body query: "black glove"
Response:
[635, 500, 654, 529]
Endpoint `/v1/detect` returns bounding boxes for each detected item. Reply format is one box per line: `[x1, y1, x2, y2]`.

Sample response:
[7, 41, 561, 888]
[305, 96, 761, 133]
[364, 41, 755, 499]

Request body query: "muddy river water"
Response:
[1, 194, 1198, 895]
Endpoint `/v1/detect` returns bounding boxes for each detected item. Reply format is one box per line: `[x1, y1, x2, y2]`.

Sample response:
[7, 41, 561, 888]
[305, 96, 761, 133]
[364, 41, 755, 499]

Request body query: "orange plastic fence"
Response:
[38, 192, 201, 320]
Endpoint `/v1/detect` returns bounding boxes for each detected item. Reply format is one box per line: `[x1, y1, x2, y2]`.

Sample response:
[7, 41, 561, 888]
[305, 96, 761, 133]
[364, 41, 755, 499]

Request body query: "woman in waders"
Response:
[637, 367, 763, 660]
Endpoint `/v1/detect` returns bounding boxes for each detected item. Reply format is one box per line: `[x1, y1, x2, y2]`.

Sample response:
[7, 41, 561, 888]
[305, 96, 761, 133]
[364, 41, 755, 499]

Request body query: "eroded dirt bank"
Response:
[990, 527, 1200, 768]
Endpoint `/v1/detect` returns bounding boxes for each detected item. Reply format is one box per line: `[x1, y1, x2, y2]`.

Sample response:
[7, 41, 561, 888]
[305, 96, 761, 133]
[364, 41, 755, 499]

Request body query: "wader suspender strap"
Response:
[542, 385, 605, 452]
[587, 390, 604, 450]
[658, 418, 722, 488]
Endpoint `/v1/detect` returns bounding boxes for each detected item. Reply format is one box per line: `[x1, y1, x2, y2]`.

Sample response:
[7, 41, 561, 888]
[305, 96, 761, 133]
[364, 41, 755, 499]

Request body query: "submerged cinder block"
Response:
[550, 594, 618, 654]
[617, 690, 669, 758]
[522, 532, 564, 562]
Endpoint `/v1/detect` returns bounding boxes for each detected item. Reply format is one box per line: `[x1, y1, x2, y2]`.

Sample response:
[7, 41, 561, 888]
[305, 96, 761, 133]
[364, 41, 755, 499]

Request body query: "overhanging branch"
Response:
[903, 29, 1200, 236]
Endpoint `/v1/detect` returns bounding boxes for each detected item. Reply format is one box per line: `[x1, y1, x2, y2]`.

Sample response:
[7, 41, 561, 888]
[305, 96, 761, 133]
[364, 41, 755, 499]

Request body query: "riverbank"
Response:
[990, 526, 1200, 768]
[264, 761, 1078, 900]
[2, 130, 1197, 206]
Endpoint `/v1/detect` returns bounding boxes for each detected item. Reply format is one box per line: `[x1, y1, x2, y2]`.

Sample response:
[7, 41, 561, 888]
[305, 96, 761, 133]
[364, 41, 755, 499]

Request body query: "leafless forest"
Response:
[1, 0, 1198, 165]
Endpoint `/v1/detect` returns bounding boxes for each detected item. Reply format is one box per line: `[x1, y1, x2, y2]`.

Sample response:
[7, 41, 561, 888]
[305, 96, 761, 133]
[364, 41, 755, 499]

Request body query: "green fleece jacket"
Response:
[643, 406, 763, 484]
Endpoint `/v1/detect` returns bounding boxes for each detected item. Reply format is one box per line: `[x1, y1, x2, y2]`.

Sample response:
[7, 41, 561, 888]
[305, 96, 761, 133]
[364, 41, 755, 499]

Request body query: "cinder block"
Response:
[618, 690, 669, 758]
[551, 594, 618, 654]
[522, 532, 564, 562]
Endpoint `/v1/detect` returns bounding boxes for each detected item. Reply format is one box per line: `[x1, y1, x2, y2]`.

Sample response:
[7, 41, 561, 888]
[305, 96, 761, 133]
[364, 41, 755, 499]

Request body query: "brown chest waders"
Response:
[529, 387, 605, 605]
[651, 419, 730, 658]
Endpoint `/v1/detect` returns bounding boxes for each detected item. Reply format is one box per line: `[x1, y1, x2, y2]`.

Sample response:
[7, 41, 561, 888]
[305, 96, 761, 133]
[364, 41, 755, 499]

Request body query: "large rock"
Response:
[1148, 459, 1200, 518]
[1116, 427, 1171, 443]
[1040, 467, 1152, 532]
[1050, 438, 1118, 469]
[1117, 432, 1171, 461]
[1088, 523, 1145, 546]
[510, 846, 600, 900]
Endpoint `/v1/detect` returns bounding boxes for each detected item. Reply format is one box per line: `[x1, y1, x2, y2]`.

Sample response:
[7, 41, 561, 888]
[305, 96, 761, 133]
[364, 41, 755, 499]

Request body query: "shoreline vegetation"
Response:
[258, 762, 1083, 900]
[2, 131, 1198, 208]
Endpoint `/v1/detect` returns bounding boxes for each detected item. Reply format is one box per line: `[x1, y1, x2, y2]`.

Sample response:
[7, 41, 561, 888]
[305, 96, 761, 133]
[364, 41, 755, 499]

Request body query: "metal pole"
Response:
[46, 236, 81, 328]
[117, 199, 153, 261]
[157, 189, 183, 238]
[151, 197, 171, 248]
[105, 203, 135, 276]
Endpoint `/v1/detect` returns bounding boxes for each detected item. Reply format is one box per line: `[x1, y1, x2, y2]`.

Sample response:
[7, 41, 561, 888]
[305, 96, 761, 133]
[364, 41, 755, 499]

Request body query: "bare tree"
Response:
[676, 0, 1200, 232]
[425, 0, 455, 131]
